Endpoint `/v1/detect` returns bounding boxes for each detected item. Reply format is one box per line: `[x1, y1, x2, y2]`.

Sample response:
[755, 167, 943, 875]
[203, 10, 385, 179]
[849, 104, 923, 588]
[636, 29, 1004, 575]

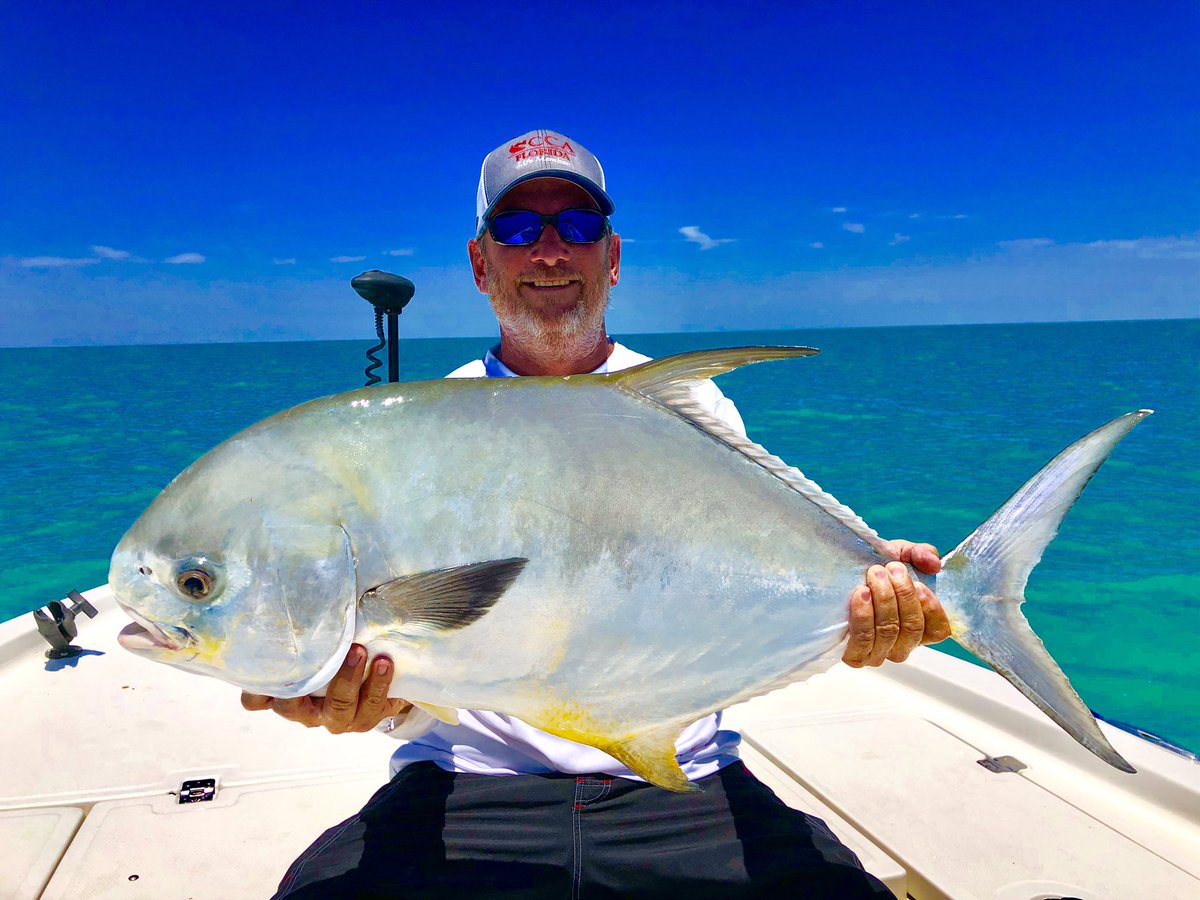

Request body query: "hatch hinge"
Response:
[977, 755, 1027, 774]
[177, 778, 218, 803]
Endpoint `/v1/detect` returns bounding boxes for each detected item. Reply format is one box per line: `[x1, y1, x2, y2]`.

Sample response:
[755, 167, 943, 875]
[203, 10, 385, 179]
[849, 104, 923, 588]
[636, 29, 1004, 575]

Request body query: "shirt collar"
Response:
[482, 339, 616, 378]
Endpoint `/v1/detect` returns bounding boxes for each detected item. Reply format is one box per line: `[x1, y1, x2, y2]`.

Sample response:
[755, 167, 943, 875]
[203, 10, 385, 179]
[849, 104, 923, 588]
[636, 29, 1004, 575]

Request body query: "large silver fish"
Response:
[111, 347, 1146, 789]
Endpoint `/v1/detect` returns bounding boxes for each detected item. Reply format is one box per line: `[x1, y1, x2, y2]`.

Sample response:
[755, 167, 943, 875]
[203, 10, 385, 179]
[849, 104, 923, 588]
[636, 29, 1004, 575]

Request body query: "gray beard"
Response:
[485, 265, 611, 362]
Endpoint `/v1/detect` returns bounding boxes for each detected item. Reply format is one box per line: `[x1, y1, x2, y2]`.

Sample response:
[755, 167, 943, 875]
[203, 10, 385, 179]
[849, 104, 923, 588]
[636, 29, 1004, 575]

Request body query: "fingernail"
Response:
[375, 659, 390, 675]
[873, 566, 889, 580]
[348, 646, 365, 665]
[886, 562, 906, 578]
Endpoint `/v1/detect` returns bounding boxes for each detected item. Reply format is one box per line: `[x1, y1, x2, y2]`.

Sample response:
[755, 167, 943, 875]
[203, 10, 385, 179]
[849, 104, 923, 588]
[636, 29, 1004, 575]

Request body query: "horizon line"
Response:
[2, 316, 1196, 352]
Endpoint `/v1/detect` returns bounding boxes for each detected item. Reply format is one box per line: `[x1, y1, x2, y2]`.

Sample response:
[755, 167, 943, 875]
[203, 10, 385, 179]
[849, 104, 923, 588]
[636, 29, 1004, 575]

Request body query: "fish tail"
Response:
[935, 409, 1152, 774]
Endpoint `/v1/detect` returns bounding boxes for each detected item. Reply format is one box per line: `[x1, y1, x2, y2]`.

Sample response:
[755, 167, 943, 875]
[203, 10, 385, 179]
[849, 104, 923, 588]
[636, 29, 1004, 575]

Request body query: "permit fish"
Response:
[111, 347, 1147, 789]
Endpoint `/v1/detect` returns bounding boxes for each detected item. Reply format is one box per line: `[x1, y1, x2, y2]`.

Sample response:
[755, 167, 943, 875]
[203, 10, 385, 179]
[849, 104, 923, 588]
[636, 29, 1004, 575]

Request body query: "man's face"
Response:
[468, 178, 621, 348]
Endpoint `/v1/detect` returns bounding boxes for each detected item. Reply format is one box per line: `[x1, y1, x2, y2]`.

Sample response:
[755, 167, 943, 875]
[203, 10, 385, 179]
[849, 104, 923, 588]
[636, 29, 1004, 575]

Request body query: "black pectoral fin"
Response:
[362, 557, 528, 635]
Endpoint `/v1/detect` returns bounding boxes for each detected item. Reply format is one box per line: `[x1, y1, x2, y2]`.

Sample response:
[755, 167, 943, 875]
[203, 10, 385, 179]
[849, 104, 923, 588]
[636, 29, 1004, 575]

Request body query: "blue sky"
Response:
[2, 2, 1196, 347]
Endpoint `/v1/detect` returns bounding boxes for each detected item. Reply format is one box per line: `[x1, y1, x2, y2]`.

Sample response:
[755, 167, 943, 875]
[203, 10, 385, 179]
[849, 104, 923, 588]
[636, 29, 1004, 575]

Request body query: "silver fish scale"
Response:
[302, 377, 877, 725]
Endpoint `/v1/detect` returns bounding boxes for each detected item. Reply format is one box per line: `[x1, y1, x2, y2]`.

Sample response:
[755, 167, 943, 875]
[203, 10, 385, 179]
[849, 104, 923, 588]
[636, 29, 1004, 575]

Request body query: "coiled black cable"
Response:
[363, 308, 385, 386]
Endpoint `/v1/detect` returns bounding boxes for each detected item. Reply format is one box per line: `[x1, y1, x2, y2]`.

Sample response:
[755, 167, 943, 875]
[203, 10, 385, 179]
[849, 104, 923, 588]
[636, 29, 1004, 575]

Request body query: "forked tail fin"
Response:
[938, 410, 1152, 774]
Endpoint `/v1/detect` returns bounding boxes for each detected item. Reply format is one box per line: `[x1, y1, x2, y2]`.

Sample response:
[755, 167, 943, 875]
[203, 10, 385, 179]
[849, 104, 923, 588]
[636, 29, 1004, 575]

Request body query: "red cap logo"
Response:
[509, 133, 576, 163]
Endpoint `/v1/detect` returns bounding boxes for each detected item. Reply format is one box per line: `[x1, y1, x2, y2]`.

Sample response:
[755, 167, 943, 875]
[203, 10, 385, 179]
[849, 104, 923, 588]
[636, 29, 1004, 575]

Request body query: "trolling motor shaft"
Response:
[352, 271, 415, 385]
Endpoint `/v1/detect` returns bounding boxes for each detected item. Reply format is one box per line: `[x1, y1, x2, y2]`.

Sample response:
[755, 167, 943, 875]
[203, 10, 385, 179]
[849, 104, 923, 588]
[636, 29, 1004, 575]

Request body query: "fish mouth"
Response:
[117, 611, 196, 657]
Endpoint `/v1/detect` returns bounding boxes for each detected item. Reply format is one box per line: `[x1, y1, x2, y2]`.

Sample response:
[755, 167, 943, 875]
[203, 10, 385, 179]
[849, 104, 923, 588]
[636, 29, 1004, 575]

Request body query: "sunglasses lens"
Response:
[490, 211, 544, 245]
[556, 209, 606, 243]
[487, 209, 608, 245]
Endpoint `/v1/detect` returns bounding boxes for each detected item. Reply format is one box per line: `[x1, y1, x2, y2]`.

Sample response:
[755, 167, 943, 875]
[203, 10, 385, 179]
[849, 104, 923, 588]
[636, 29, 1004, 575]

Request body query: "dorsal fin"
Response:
[611, 346, 890, 553]
[608, 346, 819, 397]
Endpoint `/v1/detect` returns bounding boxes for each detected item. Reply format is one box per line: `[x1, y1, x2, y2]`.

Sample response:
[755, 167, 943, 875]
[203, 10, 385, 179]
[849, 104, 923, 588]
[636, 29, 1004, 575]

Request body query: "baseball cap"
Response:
[476, 129, 615, 233]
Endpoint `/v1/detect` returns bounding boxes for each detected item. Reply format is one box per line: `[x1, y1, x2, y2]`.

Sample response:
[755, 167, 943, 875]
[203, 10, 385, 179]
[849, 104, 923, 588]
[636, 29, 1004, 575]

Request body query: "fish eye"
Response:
[176, 568, 214, 600]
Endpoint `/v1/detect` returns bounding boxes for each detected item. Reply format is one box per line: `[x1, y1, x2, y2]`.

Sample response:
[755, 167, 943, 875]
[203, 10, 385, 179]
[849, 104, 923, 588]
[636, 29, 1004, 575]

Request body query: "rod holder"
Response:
[33, 590, 99, 659]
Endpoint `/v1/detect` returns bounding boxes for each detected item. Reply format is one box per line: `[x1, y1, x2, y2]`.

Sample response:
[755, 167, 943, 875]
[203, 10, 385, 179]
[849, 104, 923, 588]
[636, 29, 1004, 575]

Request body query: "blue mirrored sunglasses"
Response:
[486, 208, 609, 246]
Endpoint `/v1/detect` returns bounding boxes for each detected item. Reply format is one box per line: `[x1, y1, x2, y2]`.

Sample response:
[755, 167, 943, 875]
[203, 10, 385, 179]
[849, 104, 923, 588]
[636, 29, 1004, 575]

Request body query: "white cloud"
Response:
[91, 245, 131, 260]
[386, 248, 415, 257]
[273, 257, 297, 265]
[164, 252, 205, 264]
[608, 232, 1200, 334]
[831, 206, 848, 213]
[952, 214, 968, 220]
[3, 234, 1194, 348]
[679, 226, 736, 251]
[1085, 236, 1200, 259]
[14, 256, 101, 268]
[909, 213, 921, 219]
[331, 255, 367, 263]
[0, 263, 500, 347]
[809, 242, 825, 249]
[889, 233, 911, 246]
[842, 223, 866, 234]
[996, 236, 1200, 260]
[997, 238, 1055, 250]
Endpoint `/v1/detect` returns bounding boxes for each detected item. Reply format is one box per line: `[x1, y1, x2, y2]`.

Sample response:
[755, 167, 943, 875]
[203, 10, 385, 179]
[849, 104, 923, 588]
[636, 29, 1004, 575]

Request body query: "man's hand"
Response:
[241, 644, 412, 734]
[843, 540, 952, 668]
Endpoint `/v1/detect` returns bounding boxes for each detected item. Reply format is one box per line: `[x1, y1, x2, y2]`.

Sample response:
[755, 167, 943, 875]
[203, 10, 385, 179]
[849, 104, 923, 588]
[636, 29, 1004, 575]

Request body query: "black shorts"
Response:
[274, 760, 891, 899]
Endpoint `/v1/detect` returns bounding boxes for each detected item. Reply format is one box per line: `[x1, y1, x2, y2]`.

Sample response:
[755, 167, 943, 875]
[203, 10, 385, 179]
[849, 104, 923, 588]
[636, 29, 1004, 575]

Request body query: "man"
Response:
[246, 129, 950, 898]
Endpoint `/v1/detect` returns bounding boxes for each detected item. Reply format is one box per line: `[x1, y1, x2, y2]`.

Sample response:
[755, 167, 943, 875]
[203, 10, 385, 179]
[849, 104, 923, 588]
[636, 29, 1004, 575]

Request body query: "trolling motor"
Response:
[353, 270, 415, 385]
[33, 590, 98, 659]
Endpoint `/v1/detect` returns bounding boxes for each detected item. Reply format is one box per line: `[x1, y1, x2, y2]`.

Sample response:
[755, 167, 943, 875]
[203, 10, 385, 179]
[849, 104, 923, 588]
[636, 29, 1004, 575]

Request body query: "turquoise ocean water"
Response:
[2, 320, 1197, 751]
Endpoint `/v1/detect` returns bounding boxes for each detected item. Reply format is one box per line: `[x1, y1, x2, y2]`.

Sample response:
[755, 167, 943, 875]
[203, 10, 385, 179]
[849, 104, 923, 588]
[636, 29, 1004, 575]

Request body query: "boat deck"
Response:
[4, 586, 1198, 899]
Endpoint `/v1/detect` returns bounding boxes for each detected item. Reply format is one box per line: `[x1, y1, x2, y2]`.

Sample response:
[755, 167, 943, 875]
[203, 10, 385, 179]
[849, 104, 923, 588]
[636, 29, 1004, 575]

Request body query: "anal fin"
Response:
[413, 701, 460, 726]
[603, 726, 696, 793]
[533, 709, 694, 792]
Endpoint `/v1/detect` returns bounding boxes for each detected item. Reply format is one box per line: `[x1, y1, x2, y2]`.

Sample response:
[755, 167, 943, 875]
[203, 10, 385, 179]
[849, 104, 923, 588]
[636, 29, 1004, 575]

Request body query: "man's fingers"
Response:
[239, 646, 396, 733]
[884, 539, 942, 574]
[241, 692, 273, 712]
[918, 583, 953, 644]
[270, 696, 322, 726]
[321, 645, 368, 733]
[866, 564, 901, 666]
[842, 585, 875, 667]
[908, 543, 942, 575]
[272, 697, 303, 717]
[350, 656, 396, 732]
[843, 543, 950, 671]
[886, 562, 925, 663]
